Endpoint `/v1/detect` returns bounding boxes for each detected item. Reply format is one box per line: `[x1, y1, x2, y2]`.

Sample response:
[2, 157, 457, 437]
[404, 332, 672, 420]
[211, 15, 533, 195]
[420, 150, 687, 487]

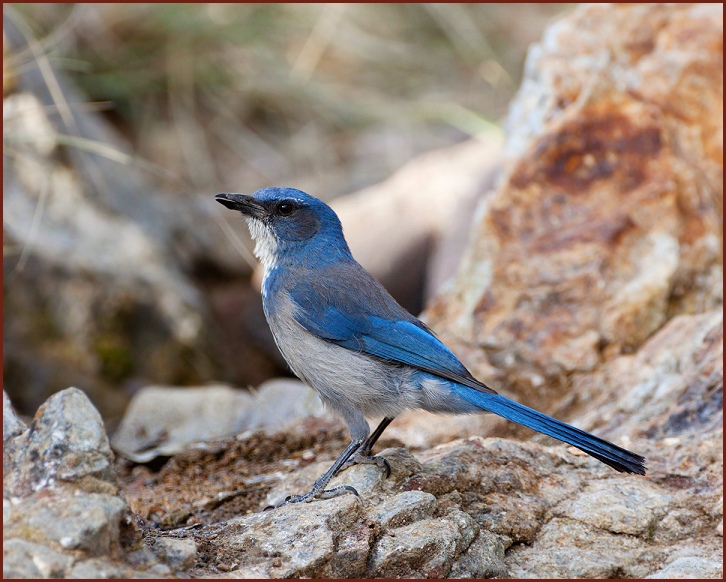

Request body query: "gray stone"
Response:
[125, 546, 163, 570]
[140, 563, 173, 577]
[260, 460, 333, 510]
[3, 551, 42, 579]
[246, 378, 327, 429]
[0, 387, 177, 579]
[14, 491, 128, 556]
[263, 452, 389, 510]
[653, 507, 713, 543]
[150, 537, 197, 571]
[450, 530, 509, 578]
[111, 381, 325, 463]
[3, 391, 27, 483]
[3, 390, 26, 443]
[366, 490, 437, 529]
[3, 498, 13, 529]
[445, 508, 480, 554]
[328, 522, 377, 578]
[646, 556, 724, 579]
[3, 538, 74, 578]
[369, 517, 463, 578]
[376, 446, 425, 481]
[5, 388, 115, 496]
[219, 494, 362, 578]
[506, 518, 647, 578]
[564, 478, 672, 536]
[66, 558, 135, 579]
[328, 457, 390, 499]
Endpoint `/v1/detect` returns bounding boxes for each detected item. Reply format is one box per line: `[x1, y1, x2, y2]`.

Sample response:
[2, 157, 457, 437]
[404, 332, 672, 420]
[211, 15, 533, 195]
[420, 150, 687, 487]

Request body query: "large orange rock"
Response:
[426, 3, 723, 413]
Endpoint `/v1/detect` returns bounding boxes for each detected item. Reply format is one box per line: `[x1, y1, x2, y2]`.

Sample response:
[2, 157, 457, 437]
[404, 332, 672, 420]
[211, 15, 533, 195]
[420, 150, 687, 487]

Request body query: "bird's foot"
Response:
[340, 453, 391, 478]
[263, 485, 358, 511]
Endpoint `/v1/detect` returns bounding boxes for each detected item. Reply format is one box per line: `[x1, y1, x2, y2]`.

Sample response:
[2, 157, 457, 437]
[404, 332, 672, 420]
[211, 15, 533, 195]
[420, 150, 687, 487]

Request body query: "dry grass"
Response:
[7, 3, 570, 198]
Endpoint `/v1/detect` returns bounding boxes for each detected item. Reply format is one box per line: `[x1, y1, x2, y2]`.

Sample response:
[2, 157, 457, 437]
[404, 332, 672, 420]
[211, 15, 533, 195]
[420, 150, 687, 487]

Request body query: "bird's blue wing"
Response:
[289, 278, 493, 393]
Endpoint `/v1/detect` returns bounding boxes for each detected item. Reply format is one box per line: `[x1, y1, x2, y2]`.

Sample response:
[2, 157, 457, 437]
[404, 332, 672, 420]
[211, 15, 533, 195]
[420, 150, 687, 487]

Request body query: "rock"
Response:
[111, 380, 325, 462]
[66, 558, 162, 580]
[369, 515, 470, 578]
[2, 80, 215, 420]
[3, 390, 26, 479]
[328, 522, 376, 578]
[6, 491, 128, 556]
[573, 310, 723, 444]
[414, 7, 723, 576]
[449, 530, 508, 579]
[3, 538, 74, 578]
[2, 388, 176, 578]
[507, 518, 648, 578]
[150, 537, 197, 571]
[425, 2, 722, 412]
[216, 494, 362, 577]
[562, 478, 672, 536]
[119, 402, 720, 579]
[2, 390, 25, 442]
[367, 490, 437, 528]
[4, 387, 115, 496]
[262, 447, 395, 510]
[646, 556, 723, 579]
[328, 459, 389, 499]
[125, 546, 166, 570]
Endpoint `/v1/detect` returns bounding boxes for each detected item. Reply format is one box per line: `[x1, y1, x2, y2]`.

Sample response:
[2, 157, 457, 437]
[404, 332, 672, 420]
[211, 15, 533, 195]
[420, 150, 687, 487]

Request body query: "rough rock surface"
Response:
[111, 380, 324, 462]
[117, 423, 720, 578]
[4, 387, 115, 495]
[426, 2, 723, 408]
[2, 388, 186, 578]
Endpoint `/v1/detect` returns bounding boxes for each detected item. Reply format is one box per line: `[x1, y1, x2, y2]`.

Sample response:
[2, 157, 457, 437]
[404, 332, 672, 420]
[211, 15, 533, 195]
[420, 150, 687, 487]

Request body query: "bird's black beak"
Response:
[215, 193, 266, 219]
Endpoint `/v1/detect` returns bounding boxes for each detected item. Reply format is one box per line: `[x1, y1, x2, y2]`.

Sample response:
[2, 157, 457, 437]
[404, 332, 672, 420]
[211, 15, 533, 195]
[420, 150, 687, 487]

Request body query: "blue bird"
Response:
[215, 187, 646, 506]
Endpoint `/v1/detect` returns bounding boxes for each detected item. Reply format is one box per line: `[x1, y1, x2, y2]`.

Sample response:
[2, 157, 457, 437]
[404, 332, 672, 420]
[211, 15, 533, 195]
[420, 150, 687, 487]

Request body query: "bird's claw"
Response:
[263, 485, 359, 511]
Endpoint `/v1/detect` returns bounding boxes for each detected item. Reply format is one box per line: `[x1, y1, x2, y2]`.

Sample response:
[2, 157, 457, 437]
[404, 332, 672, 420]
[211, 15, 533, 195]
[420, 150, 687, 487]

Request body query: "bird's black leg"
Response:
[338, 416, 395, 478]
[265, 438, 364, 510]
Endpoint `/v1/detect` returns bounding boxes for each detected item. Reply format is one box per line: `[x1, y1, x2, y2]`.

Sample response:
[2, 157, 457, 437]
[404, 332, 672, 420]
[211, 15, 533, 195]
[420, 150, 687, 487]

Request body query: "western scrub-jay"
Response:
[216, 187, 646, 507]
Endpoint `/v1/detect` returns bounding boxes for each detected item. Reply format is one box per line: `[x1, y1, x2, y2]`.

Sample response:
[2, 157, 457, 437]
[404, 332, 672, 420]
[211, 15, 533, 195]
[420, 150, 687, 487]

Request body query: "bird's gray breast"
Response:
[263, 290, 419, 419]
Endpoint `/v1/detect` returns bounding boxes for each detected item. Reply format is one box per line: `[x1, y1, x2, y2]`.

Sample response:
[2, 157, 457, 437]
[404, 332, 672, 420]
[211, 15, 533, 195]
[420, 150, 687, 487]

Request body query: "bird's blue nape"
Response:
[257, 188, 350, 257]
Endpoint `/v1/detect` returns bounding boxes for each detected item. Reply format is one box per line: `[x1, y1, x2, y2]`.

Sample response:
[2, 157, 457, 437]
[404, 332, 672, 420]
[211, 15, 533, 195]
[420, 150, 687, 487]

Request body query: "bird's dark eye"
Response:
[277, 201, 295, 216]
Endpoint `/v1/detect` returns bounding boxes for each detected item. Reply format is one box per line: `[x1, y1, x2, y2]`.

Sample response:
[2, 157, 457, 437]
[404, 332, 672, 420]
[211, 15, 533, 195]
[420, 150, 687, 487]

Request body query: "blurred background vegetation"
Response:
[4, 3, 571, 423]
[7, 3, 569, 197]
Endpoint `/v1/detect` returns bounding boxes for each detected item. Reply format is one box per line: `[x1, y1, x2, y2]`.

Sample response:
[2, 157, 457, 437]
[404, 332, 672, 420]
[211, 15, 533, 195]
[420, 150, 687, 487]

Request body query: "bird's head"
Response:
[215, 187, 350, 268]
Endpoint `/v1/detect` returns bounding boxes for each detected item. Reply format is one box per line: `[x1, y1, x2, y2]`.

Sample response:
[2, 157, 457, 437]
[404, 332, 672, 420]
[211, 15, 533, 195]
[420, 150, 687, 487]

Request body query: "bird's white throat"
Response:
[246, 217, 279, 271]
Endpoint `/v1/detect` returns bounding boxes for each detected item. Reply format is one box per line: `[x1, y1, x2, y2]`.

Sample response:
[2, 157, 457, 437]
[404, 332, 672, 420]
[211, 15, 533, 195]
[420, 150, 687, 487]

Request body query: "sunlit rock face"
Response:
[426, 3, 722, 410]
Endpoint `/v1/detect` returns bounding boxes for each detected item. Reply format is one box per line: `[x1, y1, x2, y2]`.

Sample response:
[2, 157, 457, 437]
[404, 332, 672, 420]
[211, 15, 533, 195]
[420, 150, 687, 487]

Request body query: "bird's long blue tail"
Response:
[450, 384, 646, 475]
